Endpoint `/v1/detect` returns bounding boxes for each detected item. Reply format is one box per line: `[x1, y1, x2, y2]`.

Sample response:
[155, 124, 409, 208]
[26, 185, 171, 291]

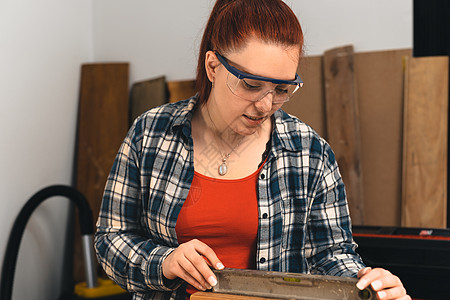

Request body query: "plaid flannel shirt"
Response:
[95, 97, 365, 300]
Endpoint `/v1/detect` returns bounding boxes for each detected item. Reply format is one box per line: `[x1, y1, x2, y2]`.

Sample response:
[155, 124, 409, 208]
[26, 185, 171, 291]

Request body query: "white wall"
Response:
[92, 0, 412, 84]
[0, 0, 92, 299]
[290, 0, 412, 57]
[92, 0, 214, 84]
[0, 1, 412, 299]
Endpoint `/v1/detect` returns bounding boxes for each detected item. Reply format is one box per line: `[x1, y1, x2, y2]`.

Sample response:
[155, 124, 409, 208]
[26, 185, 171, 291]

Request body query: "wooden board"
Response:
[355, 49, 411, 226]
[74, 63, 129, 282]
[191, 292, 274, 300]
[283, 55, 327, 138]
[284, 49, 415, 226]
[323, 45, 364, 225]
[129, 76, 167, 125]
[167, 79, 196, 103]
[401, 56, 449, 228]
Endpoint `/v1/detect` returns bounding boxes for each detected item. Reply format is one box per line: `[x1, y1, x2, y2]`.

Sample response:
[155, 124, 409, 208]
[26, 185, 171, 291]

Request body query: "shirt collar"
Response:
[170, 96, 198, 137]
[272, 109, 303, 152]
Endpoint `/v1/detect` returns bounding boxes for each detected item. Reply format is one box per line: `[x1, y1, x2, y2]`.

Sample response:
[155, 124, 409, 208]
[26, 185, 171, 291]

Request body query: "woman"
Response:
[95, 0, 410, 299]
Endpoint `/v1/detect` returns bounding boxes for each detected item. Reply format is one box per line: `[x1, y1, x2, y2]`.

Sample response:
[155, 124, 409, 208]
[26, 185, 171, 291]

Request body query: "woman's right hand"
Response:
[162, 239, 225, 291]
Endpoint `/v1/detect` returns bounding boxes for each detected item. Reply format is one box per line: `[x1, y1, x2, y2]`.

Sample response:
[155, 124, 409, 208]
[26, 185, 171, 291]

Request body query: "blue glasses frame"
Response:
[215, 52, 303, 87]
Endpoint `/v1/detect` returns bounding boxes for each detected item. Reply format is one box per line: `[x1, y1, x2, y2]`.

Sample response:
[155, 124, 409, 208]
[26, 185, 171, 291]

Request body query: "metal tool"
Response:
[212, 268, 375, 300]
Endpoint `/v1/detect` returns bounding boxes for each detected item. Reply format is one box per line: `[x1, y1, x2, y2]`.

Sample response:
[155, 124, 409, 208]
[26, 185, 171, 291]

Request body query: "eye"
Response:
[275, 85, 289, 94]
[242, 79, 262, 90]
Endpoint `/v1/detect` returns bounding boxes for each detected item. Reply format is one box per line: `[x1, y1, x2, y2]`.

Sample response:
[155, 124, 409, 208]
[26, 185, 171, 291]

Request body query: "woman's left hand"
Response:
[356, 267, 411, 300]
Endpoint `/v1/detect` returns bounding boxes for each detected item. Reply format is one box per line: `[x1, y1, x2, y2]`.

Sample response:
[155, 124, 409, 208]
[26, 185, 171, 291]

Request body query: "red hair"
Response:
[195, 0, 304, 106]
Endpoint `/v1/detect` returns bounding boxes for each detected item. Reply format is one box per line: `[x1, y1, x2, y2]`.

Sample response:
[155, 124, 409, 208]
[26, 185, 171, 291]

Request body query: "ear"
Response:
[205, 51, 221, 83]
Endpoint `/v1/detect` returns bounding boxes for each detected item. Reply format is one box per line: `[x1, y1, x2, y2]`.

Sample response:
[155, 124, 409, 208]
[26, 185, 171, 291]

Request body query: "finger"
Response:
[370, 273, 402, 292]
[184, 247, 217, 287]
[162, 245, 212, 290]
[178, 254, 213, 290]
[375, 286, 409, 300]
[356, 268, 390, 290]
[192, 239, 225, 270]
[176, 263, 208, 291]
[202, 256, 212, 267]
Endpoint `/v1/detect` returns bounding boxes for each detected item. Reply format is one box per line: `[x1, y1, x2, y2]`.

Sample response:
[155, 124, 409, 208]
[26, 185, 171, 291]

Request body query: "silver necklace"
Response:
[206, 106, 244, 176]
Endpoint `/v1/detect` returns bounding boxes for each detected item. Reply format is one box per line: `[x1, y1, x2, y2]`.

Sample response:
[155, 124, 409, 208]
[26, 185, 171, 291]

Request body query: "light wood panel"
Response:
[401, 55, 449, 228]
[323, 45, 365, 225]
[283, 55, 327, 138]
[283, 49, 414, 226]
[355, 49, 411, 226]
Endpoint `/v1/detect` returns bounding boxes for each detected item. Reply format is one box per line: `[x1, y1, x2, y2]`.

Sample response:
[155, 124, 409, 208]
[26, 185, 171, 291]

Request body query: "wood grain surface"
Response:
[354, 49, 411, 226]
[402, 56, 448, 228]
[323, 45, 365, 225]
[129, 76, 167, 125]
[191, 292, 275, 300]
[74, 63, 129, 282]
[167, 79, 196, 103]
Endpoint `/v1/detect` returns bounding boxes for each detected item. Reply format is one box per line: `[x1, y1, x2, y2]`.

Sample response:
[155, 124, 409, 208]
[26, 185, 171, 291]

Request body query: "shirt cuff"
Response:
[145, 245, 184, 291]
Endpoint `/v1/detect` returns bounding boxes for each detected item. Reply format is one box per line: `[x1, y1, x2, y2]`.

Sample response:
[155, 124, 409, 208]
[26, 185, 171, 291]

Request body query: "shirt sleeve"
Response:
[94, 122, 183, 293]
[304, 138, 365, 277]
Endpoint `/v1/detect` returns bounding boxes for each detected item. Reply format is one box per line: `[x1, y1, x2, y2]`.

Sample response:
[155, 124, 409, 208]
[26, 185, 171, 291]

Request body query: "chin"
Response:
[236, 126, 260, 137]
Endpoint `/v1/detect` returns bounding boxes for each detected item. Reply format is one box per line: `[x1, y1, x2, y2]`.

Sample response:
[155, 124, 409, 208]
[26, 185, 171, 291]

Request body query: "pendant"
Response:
[218, 162, 228, 176]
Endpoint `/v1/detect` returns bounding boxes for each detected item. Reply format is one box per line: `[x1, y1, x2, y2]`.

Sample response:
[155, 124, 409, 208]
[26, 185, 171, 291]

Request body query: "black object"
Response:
[1, 185, 93, 300]
[353, 225, 450, 299]
[0, 185, 132, 300]
[413, 0, 450, 58]
[413, 0, 450, 227]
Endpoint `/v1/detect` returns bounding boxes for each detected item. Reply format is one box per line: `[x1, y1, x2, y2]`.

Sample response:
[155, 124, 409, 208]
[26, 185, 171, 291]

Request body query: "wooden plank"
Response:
[285, 49, 415, 226]
[323, 45, 364, 225]
[355, 49, 411, 226]
[191, 292, 274, 300]
[283, 55, 327, 138]
[401, 56, 449, 228]
[74, 63, 129, 282]
[167, 79, 196, 103]
[129, 76, 167, 125]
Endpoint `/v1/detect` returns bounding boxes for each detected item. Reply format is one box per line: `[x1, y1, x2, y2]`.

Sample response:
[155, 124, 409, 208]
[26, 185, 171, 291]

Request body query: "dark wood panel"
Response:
[74, 63, 129, 282]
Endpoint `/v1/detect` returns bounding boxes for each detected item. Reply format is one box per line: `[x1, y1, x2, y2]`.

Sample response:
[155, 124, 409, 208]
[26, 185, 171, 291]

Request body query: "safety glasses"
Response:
[215, 52, 303, 104]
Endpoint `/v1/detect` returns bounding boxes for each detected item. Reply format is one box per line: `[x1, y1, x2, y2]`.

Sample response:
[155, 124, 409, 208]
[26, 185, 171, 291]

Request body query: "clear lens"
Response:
[226, 73, 298, 104]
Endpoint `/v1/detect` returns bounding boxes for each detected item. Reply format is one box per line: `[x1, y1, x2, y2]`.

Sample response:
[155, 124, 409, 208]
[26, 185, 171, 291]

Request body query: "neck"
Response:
[203, 102, 244, 147]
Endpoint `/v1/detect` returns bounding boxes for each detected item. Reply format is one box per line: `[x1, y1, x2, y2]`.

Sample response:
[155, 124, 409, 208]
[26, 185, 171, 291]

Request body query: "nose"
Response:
[255, 91, 274, 113]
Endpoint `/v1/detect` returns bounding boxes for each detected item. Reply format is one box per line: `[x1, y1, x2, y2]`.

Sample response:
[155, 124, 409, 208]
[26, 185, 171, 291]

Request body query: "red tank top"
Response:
[175, 165, 263, 295]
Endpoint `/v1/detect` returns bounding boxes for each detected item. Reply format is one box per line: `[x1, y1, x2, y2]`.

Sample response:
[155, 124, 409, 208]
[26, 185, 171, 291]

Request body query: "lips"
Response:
[244, 114, 266, 125]
[245, 115, 264, 121]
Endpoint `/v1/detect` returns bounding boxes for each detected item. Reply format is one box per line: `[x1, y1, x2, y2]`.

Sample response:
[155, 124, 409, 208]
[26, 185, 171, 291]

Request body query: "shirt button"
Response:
[260, 174, 265, 180]
[262, 213, 268, 219]
[260, 257, 266, 264]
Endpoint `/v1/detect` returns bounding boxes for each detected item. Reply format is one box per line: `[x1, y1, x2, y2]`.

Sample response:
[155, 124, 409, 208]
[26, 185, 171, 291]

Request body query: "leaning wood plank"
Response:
[283, 55, 327, 138]
[401, 56, 448, 228]
[129, 76, 167, 125]
[355, 49, 411, 226]
[74, 63, 129, 282]
[167, 79, 196, 103]
[323, 45, 364, 225]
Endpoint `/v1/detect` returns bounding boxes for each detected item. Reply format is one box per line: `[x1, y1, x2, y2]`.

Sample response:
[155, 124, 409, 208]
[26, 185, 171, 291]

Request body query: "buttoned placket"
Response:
[256, 158, 271, 270]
